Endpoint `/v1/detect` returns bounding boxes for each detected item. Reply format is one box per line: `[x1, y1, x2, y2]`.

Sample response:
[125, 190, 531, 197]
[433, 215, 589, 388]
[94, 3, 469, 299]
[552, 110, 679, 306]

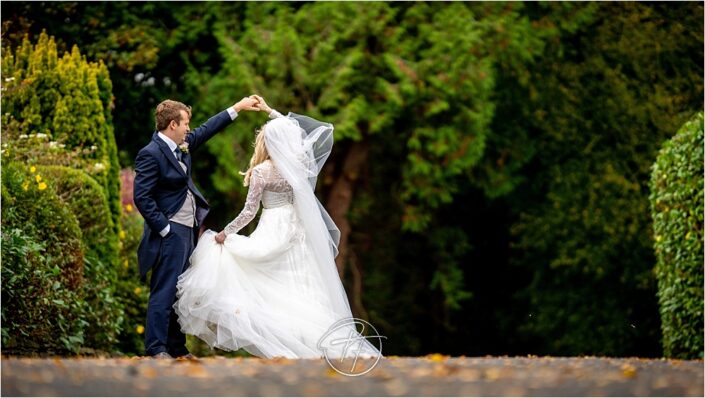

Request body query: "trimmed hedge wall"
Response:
[649, 112, 704, 359]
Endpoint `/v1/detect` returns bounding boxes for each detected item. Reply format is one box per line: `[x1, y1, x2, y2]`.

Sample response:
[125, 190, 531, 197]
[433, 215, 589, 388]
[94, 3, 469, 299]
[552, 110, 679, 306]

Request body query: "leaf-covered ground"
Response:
[2, 355, 702, 396]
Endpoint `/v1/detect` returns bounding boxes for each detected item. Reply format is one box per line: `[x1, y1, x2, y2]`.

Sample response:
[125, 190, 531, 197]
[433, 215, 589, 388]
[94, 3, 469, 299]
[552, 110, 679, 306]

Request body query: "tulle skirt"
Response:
[174, 204, 380, 359]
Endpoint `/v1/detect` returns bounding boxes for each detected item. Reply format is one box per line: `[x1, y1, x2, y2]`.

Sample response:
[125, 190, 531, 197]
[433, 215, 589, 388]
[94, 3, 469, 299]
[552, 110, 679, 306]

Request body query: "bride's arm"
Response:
[217, 168, 265, 241]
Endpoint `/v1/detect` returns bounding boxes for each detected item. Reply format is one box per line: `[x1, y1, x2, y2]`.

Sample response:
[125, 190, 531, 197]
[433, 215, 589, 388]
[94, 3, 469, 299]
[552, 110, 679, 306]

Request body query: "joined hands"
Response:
[233, 95, 273, 114]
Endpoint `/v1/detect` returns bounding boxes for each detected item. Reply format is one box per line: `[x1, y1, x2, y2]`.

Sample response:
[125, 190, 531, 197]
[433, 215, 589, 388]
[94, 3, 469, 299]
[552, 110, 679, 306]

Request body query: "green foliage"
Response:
[95, 63, 123, 239]
[650, 112, 704, 359]
[429, 227, 473, 314]
[394, 3, 495, 231]
[495, 2, 703, 356]
[115, 206, 149, 355]
[184, 2, 495, 231]
[1, 33, 125, 355]
[38, 165, 123, 351]
[2, 31, 121, 237]
[1, 161, 87, 354]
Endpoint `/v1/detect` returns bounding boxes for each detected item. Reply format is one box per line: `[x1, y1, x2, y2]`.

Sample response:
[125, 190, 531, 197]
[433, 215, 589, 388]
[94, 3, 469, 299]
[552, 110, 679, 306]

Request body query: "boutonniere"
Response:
[178, 142, 189, 154]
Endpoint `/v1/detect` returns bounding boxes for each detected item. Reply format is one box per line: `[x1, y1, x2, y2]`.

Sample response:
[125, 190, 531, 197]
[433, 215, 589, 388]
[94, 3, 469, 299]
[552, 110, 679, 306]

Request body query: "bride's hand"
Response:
[215, 231, 226, 244]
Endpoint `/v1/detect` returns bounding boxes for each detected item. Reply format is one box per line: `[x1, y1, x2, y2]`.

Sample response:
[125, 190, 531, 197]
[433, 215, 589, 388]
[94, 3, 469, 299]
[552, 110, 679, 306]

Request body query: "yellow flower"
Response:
[37, 182, 47, 191]
[29, 166, 36, 173]
[22, 181, 29, 191]
[123, 259, 129, 268]
[134, 287, 142, 295]
[35, 174, 42, 183]
[126, 204, 133, 212]
[136, 325, 145, 334]
[119, 230, 126, 240]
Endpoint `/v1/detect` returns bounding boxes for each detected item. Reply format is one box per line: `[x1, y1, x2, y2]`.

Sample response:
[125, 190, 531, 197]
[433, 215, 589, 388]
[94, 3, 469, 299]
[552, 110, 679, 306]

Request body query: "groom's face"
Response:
[172, 110, 191, 144]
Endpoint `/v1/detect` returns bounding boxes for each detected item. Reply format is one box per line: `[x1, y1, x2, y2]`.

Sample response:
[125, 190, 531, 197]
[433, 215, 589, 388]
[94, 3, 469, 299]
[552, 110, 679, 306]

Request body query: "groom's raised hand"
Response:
[233, 97, 260, 112]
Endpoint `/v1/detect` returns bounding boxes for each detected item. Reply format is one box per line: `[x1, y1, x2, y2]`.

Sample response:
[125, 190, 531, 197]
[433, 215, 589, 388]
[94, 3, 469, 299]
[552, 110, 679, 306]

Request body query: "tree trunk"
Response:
[326, 140, 370, 317]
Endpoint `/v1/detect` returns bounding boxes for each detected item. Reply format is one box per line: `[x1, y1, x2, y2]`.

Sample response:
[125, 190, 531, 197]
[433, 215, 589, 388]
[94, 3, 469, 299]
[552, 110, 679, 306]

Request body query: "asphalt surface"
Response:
[2, 355, 703, 396]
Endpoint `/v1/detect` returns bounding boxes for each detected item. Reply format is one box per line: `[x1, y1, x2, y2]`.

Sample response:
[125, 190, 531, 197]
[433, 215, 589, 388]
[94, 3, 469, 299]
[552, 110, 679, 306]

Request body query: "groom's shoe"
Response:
[176, 353, 198, 361]
[152, 352, 173, 359]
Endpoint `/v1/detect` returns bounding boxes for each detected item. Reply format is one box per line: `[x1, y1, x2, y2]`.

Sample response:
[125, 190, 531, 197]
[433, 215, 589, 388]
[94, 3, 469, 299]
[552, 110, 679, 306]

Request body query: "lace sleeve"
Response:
[223, 167, 264, 235]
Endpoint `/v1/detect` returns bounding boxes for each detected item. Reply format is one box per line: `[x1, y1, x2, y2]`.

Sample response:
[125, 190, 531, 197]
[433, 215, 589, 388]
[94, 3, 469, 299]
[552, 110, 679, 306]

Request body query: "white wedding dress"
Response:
[174, 142, 381, 359]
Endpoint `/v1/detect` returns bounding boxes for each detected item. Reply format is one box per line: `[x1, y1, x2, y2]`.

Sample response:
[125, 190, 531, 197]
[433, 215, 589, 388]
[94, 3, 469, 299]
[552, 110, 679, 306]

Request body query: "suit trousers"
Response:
[144, 222, 194, 357]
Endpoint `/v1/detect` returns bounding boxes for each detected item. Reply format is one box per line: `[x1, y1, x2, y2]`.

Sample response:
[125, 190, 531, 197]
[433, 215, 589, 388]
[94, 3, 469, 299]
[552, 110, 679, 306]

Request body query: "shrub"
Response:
[1, 161, 87, 354]
[115, 202, 149, 356]
[1, 31, 121, 236]
[39, 165, 123, 352]
[650, 112, 704, 359]
[1, 31, 125, 355]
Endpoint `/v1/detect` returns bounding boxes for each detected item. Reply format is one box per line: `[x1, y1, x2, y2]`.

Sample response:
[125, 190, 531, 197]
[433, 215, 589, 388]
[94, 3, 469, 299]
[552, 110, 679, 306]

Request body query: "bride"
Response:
[173, 98, 381, 359]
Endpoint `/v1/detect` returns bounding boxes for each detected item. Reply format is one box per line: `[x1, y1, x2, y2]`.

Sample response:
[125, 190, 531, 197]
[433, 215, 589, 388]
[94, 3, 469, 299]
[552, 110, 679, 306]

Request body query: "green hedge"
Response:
[115, 206, 149, 355]
[1, 162, 132, 355]
[39, 165, 123, 352]
[650, 112, 704, 359]
[1, 31, 121, 237]
[1, 31, 127, 355]
[1, 162, 87, 353]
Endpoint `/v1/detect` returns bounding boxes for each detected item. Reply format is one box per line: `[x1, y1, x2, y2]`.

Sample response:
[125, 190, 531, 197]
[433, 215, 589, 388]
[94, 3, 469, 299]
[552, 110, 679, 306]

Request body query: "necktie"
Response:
[174, 148, 182, 162]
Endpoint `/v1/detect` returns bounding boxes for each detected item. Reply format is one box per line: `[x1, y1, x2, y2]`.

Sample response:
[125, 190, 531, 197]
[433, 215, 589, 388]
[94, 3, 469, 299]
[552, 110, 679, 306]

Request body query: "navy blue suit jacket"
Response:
[133, 110, 233, 278]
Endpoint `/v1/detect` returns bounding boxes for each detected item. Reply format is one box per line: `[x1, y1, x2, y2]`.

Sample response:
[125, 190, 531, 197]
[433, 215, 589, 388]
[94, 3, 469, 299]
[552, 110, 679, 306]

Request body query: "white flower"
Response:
[49, 141, 58, 148]
[178, 142, 189, 154]
[4, 77, 15, 82]
[19, 134, 28, 139]
[36, 133, 48, 139]
[59, 144, 66, 148]
[94, 163, 106, 172]
[90, 145, 97, 151]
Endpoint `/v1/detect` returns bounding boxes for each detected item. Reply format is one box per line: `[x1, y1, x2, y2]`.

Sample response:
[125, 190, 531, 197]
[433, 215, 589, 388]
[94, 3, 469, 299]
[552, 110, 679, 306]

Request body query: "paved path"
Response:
[2, 355, 702, 396]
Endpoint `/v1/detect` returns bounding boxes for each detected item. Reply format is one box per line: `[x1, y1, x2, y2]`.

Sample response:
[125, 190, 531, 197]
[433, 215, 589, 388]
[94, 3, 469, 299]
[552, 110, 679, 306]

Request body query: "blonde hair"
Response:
[240, 127, 270, 186]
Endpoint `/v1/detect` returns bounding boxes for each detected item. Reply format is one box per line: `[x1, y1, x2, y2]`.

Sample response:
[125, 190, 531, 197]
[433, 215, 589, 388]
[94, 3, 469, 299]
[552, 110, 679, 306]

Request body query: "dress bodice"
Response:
[262, 190, 294, 209]
[224, 160, 293, 235]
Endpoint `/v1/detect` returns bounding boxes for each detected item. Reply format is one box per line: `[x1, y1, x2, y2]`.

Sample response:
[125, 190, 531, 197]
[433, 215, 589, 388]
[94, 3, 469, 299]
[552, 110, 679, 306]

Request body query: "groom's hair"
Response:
[155, 100, 192, 131]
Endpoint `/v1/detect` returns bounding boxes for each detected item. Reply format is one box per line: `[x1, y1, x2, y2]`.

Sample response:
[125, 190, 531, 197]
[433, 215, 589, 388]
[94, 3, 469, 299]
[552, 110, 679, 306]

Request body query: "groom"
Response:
[133, 96, 259, 359]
